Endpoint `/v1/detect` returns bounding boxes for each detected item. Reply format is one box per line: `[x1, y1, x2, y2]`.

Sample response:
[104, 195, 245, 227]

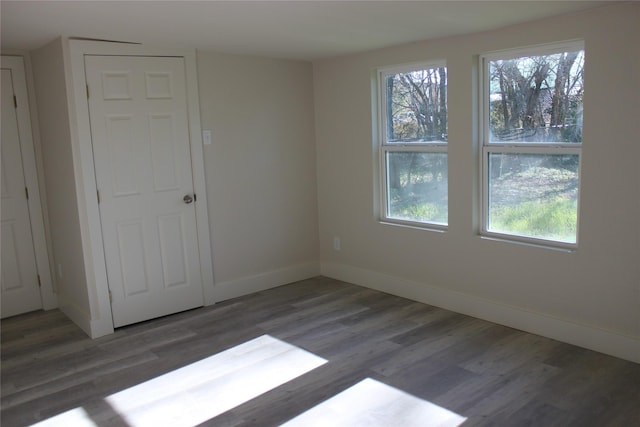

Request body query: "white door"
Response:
[1, 67, 42, 317]
[85, 55, 204, 328]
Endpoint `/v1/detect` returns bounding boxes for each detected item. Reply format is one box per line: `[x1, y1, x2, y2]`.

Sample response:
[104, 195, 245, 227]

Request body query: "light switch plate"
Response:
[203, 130, 212, 145]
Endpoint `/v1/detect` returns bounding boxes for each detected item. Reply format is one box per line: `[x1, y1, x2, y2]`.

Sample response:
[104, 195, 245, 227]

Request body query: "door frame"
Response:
[65, 40, 215, 337]
[1, 54, 57, 313]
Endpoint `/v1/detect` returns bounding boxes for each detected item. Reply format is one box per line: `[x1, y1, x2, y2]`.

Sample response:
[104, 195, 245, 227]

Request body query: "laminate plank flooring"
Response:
[1, 276, 639, 426]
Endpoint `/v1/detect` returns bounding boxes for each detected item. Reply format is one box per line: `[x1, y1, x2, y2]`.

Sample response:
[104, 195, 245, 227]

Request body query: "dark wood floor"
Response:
[2, 276, 639, 426]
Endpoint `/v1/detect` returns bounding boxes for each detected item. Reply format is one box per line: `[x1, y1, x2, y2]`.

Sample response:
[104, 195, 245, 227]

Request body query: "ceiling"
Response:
[1, 1, 612, 61]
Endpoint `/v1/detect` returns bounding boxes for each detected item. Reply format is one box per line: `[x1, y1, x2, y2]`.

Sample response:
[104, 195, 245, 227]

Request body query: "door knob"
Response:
[183, 194, 194, 204]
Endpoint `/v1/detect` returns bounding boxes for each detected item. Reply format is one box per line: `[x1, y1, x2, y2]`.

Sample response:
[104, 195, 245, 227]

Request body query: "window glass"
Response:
[488, 50, 584, 143]
[487, 153, 579, 243]
[482, 43, 584, 246]
[384, 67, 447, 143]
[379, 63, 448, 228]
[386, 152, 448, 224]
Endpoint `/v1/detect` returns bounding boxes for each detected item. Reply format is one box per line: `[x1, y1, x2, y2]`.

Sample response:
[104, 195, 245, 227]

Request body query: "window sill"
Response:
[379, 219, 448, 233]
[479, 233, 577, 253]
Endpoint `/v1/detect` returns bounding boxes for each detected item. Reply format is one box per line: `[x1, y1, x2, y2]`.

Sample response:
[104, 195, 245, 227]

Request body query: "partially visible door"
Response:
[1, 65, 42, 318]
[85, 55, 204, 328]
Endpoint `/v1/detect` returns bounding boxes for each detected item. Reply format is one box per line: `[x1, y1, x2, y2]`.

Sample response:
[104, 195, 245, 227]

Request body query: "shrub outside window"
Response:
[378, 62, 448, 227]
[480, 42, 584, 246]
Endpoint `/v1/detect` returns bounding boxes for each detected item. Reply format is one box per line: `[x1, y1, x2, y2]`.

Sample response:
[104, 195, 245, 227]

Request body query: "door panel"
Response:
[105, 115, 139, 196]
[116, 219, 149, 296]
[1, 68, 42, 318]
[149, 113, 180, 191]
[85, 55, 203, 327]
[157, 213, 188, 288]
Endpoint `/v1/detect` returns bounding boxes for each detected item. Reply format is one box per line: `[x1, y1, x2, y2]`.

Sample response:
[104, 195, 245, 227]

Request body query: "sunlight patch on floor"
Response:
[105, 334, 327, 426]
[30, 335, 326, 427]
[281, 378, 467, 427]
[31, 407, 97, 427]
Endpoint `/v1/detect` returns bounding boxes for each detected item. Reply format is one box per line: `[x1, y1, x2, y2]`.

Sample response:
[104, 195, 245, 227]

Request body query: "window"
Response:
[480, 42, 584, 246]
[378, 62, 448, 227]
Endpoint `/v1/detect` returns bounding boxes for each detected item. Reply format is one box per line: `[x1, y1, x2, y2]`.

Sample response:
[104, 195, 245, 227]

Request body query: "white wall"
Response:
[197, 51, 319, 299]
[16, 3, 639, 362]
[313, 3, 640, 362]
[31, 39, 92, 328]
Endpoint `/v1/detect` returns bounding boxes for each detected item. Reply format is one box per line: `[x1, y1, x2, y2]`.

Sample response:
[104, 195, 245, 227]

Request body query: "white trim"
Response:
[382, 144, 448, 152]
[1, 55, 57, 311]
[58, 294, 112, 338]
[65, 39, 215, 337]
[320, 262, 640, 364]
[19, 52, 59, 309]
[484, 145, 581, 155]
[58, 296, 93, 336]
[182, 51, 216, 307]
[214, 262, 320, 302]
[378, 60, 448, 83]
[481, 39, 585, 64]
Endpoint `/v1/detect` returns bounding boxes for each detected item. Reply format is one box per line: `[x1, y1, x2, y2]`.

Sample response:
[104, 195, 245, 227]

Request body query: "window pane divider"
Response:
[484, 145, 580, 155]
[383, 145, 447, 153]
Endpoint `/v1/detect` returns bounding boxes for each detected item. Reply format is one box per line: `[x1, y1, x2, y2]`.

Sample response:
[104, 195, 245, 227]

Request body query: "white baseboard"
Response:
[58, 294, 114, 338]
[320, 262, 640, 364]
[89, 315, 115, 338]
[59, 263, 319, 338]
[58, 297, 92, 336]
[213, 262, 320, 302]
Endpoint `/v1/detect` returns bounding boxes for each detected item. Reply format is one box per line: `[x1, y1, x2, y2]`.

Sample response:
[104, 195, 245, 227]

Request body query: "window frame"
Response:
[479, 41, 584, 249]
[377, 61, 448, 230]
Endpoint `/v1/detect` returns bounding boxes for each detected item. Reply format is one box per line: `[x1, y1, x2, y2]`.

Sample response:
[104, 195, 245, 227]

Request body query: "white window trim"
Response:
[377, 61, 448, 230]
[478, 41, 584, 249]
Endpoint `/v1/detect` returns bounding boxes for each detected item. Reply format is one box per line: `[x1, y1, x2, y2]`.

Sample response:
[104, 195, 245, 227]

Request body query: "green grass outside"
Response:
[389, 202, 447, 224]
[489, 198, 577, 243]
[387, 165, 578, 242]
[391, 198, 576, 242]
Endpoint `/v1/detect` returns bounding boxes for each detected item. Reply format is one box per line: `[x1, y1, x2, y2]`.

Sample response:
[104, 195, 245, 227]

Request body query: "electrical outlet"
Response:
[333, 237, 341, 251]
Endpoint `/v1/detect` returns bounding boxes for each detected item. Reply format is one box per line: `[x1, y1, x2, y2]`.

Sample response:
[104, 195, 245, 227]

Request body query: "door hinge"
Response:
[108, 290, 112, 303]
[97, 189, 101, 204]
[14, 95, 17, 108]
[86, 84, 89, 99]
[37, 275, 41, 287]
[25, 187, 29, 200]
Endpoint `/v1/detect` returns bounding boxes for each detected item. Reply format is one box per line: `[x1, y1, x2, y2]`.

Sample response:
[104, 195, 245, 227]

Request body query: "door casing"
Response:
[85, 55, 205, 327]
[65, 40, 215, 337]
[1, 54, 56, 315]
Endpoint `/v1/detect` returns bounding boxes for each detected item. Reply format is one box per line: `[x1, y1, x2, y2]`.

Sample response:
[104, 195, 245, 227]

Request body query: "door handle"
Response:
[183, 194, 194, 204]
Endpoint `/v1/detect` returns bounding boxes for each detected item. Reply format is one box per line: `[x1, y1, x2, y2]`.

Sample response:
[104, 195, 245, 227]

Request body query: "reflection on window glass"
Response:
[386, 152, 448, 224]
